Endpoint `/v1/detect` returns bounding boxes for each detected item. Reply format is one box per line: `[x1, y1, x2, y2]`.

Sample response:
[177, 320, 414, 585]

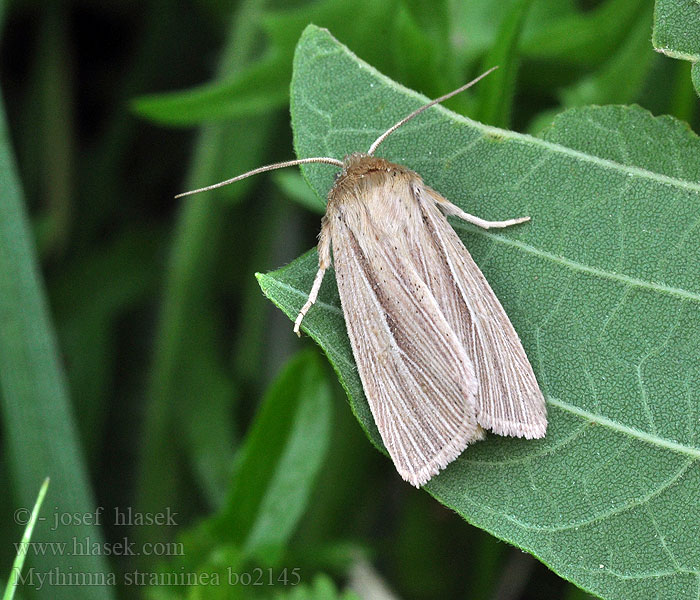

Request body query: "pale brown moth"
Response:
[178, 68, 547, 487]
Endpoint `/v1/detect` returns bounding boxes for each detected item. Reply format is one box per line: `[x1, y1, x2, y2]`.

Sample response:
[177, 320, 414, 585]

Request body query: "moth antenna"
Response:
[367, 66, 499, 156]
[175, 157, 344, 198]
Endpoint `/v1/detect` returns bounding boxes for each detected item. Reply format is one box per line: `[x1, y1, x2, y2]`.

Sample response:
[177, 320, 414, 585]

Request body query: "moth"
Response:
[178, 68, 547, 487]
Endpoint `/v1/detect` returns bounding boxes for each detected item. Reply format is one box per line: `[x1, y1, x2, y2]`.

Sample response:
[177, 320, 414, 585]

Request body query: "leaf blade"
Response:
[653, 0, 700, 62]
[260, 25, 700, 600]
[219, 350, 332, 564]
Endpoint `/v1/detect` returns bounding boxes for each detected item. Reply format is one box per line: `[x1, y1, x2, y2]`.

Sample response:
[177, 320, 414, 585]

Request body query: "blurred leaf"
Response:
[474, 0, 534, 128]
[143, 526, 246, 600]
[273, 171, 325, 214]
[147, 350, 332, 597]
[2, 478, 49, 600]
[32, 7, 73, 257]
[346, 560, 399, 600]
[564, 583, 600, 600]
[136, 0, 274, 547]
[521, 0, 646, 66]
[560, 4, 656, 106]
[50, 227, 163, 455]
[693, 62, 700, 97]
[133, 0, 460, 127]
[0, 90, 114, 599]
[219, 350, 332, 564]
[400, 0, 449, 40]
[653, 0, 700, 61]
[667, 61, 699, 122]
[271, 574, 359, 600]
[132, 57, 289, 125]
[450, 0, 573, 65]
[293, 541, 371, 577]
[260, 26, 700, 600]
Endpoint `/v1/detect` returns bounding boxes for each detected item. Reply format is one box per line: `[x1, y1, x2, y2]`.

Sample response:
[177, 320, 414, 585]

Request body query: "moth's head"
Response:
[336, 153, 406, 181]
[341, 152, 372, 171]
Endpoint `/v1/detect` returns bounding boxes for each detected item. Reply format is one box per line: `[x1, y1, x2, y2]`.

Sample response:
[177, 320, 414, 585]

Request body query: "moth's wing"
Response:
[413, 186, 547, 439]
[329, 197, 482, 487]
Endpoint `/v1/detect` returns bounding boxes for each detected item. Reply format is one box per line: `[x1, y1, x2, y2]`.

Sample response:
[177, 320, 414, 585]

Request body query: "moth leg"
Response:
[436, 197, 530, 229]
[294, 216, 331, 336]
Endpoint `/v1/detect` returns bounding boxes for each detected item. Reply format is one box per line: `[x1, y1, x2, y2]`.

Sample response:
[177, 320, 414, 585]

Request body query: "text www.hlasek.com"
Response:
[14, 537, 183, 557]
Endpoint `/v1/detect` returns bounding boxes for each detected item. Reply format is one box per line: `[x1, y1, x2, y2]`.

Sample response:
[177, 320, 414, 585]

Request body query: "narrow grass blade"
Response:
[2, 478, 49, 600]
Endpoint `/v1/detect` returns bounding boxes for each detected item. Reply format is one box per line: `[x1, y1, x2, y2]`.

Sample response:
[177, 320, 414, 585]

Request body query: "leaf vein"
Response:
[478, 123, 700, 194]
[492, 456, 694, 533]
[463, 228, 700, 304]
[548, 396, 700, 458]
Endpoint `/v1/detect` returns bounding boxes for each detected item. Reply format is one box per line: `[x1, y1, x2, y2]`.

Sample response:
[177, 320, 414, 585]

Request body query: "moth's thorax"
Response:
[327, 153, 426, 240]
[328, 153, 420, 204]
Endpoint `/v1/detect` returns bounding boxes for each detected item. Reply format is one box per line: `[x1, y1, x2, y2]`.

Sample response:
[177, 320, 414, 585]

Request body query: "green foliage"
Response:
[144, 351, 332, 598]
[559, 3, 656, 107]
[653, 0, 700, 95]
[474, 0, 534, 128]
[260, 25, 700, 600]
[132, 0, 457, 127]
[219, 350, 332, 564]
[653, 0, 700, 61]
[2, 1, 698, 599]
[520, 0, 644, 65]
[273, 172, 325, 215]
[0, 90, 114, 600]
[270, 574, 359, 600]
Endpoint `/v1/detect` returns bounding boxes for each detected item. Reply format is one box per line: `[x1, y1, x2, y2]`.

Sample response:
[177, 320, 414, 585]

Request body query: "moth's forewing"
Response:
[327, 157, 482, 487]
[417, 186, 547, 439]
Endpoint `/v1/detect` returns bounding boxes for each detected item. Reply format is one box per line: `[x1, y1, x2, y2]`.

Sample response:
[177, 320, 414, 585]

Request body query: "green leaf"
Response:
[136, 0, 275, 535]
[0, 89, 114, 599]
[271, 574, 359, 600]
[559, 4, 656, 107]
[653, 0, 700, 61]
[146, 351, 332, 595]
[132, 57, 289, 125]
[218, 350, 332, 563]
[652, 0, 700, 99]
[400, 0, 450, 41]
[3, 478, 49, 600]
[450, 0, 573, 65]
[133, 0, 462, 128]
[521, 0, 645, 66]
[50, 227, 163, 458]
[259, 26, 700, 600]
[474, 0, 534, 128]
